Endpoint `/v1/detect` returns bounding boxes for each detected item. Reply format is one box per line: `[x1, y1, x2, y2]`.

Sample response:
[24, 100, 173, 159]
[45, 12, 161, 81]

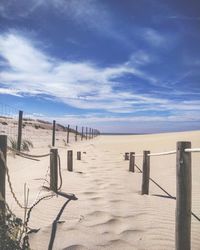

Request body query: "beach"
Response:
[5, 130, 200, 250]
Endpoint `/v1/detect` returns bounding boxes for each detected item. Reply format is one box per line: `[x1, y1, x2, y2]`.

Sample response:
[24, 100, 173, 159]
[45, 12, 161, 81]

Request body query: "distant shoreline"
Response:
[101, 129, 200, 135]
[101, 133, 147, 135]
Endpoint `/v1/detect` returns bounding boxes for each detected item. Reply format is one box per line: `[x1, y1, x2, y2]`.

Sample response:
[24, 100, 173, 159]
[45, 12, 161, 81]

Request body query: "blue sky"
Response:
[0, 0, 200, 133]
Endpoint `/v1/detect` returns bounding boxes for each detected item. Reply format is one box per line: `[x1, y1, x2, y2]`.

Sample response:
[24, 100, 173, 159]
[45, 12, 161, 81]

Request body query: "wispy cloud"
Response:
[0, 31, 199, 124]
[143, 28, 165, 47]
[0, 31, 159, 112]
[36, 109, 200, 129]
[167, 15, 200, 21]
[0, 0, 43, 19]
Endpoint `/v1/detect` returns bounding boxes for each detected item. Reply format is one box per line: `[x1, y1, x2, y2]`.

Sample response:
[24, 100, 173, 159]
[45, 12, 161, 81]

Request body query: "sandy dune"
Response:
[5, 131, 200, 249]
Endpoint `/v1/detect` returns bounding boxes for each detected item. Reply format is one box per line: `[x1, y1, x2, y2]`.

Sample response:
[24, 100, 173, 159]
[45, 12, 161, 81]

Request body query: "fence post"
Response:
[176, 141, 191, 250]
[86, 127, 88, 140]
[77, 151, 81, 160]
[67, 124, 70, 144]
[0, 135, 7, 224]
[52, 120, 56, 147]
[129, 152, 135, 172]
[81, 127, 84, 141]
[50, 148, 58, 192]
[75, 126, 78, 141]
[141, 150, 150, 195]
[124, 152, 129, 160]
[89, 128, 92, 139]
[67, 150, 73, 171]
[17, 110, 23, 151]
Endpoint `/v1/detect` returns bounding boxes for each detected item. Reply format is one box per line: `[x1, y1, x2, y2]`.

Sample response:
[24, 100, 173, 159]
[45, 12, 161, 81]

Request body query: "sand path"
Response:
[5, 132, 200, 249]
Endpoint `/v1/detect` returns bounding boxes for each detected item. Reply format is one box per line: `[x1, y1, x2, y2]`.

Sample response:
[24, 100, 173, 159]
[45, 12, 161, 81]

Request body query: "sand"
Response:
[4, 130, 200, 250]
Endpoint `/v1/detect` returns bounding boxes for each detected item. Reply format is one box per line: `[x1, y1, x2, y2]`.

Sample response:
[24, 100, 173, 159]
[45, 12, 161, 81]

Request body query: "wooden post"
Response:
[124, 152, 129, 160]
[75, 126, 78, 141]
[176, 141, 191, 250]
[52, 120, 56, 147]
[86, 127, 88, 140]
[67, 150, 73, 171]
[77, 151, 81, 160]
[141, 150, 150, 195]
[92, 129, 94, 138]
[67, 124, 70, 144]
[17, 110, 23, 151]
[89, 128, 91, 139]
[129, 152, 135, 172]
[0, 135, 7, 224]
[81, 127, 84, 141]
[50, 148, 58, 192]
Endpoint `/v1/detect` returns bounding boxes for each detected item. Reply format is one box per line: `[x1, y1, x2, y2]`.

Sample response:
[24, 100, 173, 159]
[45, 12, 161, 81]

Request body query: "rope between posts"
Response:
[0, 150, 26, 209]
[134, 163, 200, 222]
[134, 148, 200, 157]
[185, 148, 200, 153]
[148, 150, 176, 156]
[7, 146, 51, 158]
[0, 150, 52, 209]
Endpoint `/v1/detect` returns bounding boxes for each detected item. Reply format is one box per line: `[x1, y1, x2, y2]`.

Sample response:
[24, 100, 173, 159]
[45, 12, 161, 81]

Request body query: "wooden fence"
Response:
[125, 142, 200, 250]
[0, 104, 100, 151]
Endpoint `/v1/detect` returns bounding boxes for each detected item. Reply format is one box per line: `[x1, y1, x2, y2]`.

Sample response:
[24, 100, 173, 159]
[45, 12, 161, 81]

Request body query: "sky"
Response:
[0, 0, 200, 133]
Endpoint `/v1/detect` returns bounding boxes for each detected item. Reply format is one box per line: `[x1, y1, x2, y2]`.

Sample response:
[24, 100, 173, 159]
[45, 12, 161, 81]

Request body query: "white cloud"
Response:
[143, 28, 166, 47]
[0, 31, 162, 112]
[0, 31, 199, 122]
[36, 109, 200, 128]
[50, 0, 129, 44]
[0, 87, 22, 96]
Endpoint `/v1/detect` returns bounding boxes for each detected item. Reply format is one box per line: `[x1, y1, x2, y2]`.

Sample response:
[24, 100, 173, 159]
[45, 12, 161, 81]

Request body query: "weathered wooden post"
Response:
[129, 152, 135, 172]
[176, 141, 191, 250]
[77, 151, 81, 160]
[67, 124, 70, 144]
[52, 120, 56, 147]
[17, 110, 23, 151]
[75, 126, 78, 141]
[0, 135, 7, 224]
[124, 152, 129, 160]
[86, 127, 88, 140]
[67, 150, 73, 171]
[81, 127, 84, 141]
[50, 148, 58, 192]
[141, 150, 150, 195]
[89, 128, 91, 139]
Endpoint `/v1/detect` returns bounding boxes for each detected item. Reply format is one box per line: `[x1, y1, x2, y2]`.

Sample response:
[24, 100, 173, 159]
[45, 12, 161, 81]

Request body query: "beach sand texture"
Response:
[5, 130, 200, 250]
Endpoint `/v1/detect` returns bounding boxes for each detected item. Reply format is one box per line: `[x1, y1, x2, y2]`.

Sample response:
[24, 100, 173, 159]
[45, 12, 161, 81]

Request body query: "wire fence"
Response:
[0, 135, 79, 249]
[0, 102, 18, 142]
[0, 102, 100, 151]
[0, 101, 100, 249]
